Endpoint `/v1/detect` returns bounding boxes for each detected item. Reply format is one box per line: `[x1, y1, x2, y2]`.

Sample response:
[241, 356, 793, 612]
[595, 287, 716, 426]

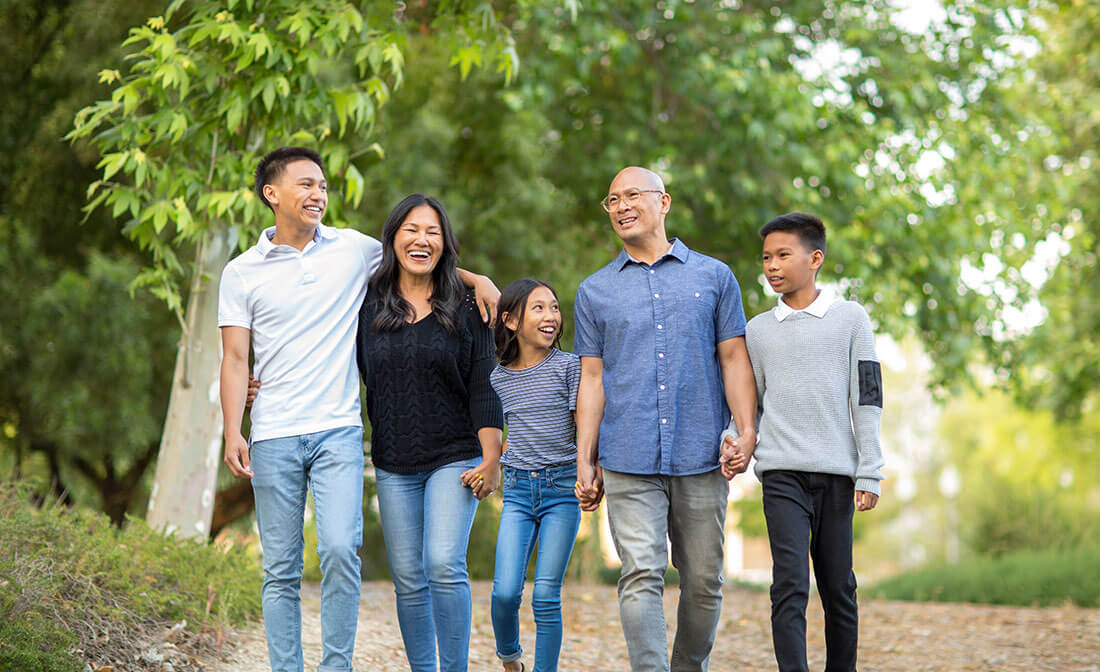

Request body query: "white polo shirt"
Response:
[218, 223, 383, 442]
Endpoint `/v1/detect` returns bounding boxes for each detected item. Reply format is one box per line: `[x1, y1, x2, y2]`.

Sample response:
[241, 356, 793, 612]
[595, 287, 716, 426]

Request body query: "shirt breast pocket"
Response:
[665, 285, 718, 340]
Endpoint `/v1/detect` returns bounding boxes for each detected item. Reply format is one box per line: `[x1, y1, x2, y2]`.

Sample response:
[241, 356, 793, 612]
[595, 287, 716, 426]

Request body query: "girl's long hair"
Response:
[369, 193, 463, 333]
[494, 278, 562, 366]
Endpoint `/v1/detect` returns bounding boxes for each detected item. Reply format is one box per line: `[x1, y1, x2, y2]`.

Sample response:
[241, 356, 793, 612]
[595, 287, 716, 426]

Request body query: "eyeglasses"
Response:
[601, 189, 665, 212]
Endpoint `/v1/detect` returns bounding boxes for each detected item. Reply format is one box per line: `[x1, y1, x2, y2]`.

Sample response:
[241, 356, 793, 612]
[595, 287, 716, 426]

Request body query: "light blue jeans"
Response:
[603, 468, 729, 672]
[375, 457, 482, 672]
[491, 464, 582, 672]
[250, 425, 365, 672]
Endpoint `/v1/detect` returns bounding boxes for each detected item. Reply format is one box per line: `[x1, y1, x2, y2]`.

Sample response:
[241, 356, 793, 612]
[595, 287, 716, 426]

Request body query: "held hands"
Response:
[718, 429, 755, 480]
[574, 460, 604, 511]
[461, 461, 500, 500]
[224, 433, 253, 478]
[855, 490, 879, 511]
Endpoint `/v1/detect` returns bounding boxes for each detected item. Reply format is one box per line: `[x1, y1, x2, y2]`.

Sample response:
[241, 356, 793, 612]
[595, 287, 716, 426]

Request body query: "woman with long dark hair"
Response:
[356, 193, 503, 672]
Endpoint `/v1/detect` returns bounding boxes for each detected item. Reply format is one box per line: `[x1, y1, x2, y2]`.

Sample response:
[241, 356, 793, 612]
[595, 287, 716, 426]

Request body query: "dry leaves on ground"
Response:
[212, 581, 1100, 671]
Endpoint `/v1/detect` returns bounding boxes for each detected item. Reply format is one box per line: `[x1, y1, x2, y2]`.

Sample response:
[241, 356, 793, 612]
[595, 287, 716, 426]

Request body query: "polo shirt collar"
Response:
[256, 223, 335, 257]
[773, 287, 838, 322]
[615, 238, 690, 271]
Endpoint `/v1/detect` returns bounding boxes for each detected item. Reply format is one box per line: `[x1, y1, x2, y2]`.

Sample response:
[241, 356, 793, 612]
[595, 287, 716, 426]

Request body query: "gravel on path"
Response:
[212, 581, 1100, 671]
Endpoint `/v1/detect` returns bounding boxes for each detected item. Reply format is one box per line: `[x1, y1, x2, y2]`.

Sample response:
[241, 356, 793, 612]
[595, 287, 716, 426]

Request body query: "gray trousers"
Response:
[603, 468, 729, 672]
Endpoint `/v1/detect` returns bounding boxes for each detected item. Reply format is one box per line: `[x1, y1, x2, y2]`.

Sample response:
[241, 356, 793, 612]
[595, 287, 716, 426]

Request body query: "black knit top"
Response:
[356, 288, 503, 474]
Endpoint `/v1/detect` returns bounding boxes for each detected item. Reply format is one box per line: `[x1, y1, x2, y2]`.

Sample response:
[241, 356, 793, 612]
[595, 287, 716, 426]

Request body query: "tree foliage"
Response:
[0, 0, 173, 520]
[988, 0, 1100, 419]
[67, 0, 521, 322]
[349, 0, 1067, 403]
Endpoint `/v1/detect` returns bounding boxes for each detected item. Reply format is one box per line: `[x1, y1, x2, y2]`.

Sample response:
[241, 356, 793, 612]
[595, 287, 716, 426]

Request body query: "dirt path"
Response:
[213, 581, 1100, 671]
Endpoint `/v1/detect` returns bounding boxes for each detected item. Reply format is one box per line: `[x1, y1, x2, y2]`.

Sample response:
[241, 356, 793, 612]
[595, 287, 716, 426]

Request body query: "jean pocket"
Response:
[548, 467, 578, 494]
[502, 469, 517, 491]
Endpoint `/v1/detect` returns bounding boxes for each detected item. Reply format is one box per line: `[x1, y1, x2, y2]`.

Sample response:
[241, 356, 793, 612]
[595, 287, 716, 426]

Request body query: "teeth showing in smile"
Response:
[305, 205, 322, 213]
[408, 250, 430, 260]
[618, 216, 637, 226]
[538, 326, 556, 335]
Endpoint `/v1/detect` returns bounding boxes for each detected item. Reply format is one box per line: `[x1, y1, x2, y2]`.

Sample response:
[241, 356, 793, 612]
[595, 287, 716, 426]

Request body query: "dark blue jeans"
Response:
[490, 464, 581, 672]
[762, 470, 858, 672]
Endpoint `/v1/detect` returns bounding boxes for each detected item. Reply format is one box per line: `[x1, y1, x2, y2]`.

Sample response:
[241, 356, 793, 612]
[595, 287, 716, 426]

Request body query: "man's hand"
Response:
[246, 375, 260, 407]
[718, 429, 755, 480]
[224, 433, 253, 478]
[471, 273, 500, 325]
[575, 460, 604, 511]
[461, 460, 501, 500]
[856, 490, 879, 511]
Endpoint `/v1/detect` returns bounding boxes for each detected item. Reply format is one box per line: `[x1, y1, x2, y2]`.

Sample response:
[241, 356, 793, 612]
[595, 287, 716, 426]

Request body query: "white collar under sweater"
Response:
[773, 288, 839, 322]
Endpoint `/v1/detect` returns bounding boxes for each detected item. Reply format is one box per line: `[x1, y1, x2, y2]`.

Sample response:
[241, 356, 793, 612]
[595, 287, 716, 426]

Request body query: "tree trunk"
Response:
[210, 479, 255, 537]
[146, 227, 237, 539]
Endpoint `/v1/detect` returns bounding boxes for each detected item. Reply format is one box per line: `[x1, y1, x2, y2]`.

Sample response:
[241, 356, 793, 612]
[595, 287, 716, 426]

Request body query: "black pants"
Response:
[762, 470, 858, 672]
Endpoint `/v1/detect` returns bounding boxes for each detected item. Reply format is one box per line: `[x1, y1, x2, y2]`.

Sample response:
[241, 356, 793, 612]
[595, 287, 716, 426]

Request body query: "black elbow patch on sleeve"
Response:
[858, 360, 883, 407]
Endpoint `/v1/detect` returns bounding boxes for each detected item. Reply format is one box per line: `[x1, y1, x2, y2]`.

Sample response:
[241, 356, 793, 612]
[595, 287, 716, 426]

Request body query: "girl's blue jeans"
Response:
[490, 463, 582, 672]
[375, 457, 482, 672]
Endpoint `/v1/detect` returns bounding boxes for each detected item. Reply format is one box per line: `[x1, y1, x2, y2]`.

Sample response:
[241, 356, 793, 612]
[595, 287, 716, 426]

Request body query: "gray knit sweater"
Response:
[744, 297, 885, 495]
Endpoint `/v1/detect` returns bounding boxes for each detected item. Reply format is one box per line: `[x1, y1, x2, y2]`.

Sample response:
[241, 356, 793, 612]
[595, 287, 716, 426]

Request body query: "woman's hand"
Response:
[461, 460, 500, 500]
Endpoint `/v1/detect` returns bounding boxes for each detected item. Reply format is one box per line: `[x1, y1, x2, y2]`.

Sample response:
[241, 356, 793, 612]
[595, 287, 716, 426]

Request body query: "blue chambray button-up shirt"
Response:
[573, 238, 747, 476]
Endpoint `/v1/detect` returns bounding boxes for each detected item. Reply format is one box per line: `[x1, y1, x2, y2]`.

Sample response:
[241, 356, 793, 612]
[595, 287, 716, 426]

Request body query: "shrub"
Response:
[0, 482, 261, 671]
[869, 545, 1100, 607]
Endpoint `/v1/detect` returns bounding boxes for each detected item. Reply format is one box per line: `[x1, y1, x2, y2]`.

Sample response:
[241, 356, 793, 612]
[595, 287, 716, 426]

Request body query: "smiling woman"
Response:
[354, 193, 504, 672]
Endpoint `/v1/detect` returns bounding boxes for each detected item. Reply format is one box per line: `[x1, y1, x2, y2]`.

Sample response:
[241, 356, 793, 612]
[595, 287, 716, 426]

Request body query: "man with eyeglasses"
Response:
[572, 166, 757, 672]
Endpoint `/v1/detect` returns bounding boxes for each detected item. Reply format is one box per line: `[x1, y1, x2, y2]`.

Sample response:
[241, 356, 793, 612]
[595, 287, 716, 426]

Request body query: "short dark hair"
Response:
[494, 278, 562, 367]
[759, 212, 826, 254]
[254, 147, 325, 211]
[368, 193, 464, 334]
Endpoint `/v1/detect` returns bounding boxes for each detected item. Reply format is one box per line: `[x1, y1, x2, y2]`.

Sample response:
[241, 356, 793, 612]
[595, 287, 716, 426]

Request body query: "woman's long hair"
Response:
[494, 278, 561, 366]
[369, 193, 464, 333]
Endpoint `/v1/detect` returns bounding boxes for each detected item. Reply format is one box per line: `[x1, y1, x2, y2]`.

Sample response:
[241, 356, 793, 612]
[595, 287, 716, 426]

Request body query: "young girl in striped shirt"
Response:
[489, 278, 584, 672]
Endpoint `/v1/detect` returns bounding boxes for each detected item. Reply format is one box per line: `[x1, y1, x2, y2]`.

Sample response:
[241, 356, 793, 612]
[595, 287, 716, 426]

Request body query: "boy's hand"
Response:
[224, 433, 253, 478]
[718, 430, 753, 480]
[471, 273, 501, 325]
[855, 490, 879, 511]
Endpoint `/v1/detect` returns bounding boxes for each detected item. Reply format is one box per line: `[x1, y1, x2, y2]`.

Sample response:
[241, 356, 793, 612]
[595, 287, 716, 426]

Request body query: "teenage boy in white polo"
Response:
[219, 147, 497, 672]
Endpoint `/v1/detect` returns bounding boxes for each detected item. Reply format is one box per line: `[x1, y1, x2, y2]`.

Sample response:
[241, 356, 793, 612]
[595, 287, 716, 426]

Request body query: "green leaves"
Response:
[70, 0, 521, 315]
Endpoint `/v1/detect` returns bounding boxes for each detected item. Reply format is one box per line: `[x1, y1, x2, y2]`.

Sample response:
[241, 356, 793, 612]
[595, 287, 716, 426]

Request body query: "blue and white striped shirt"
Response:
[490, 349, 581, 470]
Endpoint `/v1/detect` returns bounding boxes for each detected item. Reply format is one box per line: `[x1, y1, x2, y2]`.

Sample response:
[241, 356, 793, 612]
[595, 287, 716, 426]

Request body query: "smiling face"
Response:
[761, 230, 824, 297]
[606, 167, 671, 246]
[264, 159, 327, 228]
[505, 285, 561, 357]
[393, 204, 444, 279]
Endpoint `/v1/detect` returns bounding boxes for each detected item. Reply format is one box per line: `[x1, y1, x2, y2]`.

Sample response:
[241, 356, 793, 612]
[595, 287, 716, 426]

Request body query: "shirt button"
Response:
[695, 292, 701, 297]
[659, 384, 666, 390]
[661, 418, 668, 424]
[650, 269, 655, 274]
[653, 293, 660, 298]
[657, 324, 663, 330]
[658, 353, 665, 358]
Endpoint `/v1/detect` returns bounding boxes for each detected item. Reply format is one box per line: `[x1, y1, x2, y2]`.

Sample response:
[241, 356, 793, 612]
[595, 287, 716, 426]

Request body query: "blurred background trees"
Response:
[1, 0, 1096, 582]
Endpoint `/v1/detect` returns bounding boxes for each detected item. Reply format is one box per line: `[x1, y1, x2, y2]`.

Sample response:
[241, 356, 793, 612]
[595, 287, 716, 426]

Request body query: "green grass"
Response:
[869, 545, 1100, 607]
[0, 482, 261, 671]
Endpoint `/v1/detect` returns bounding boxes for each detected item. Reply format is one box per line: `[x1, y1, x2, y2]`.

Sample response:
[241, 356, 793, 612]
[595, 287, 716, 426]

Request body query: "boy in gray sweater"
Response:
[724, 212, 884, 672]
